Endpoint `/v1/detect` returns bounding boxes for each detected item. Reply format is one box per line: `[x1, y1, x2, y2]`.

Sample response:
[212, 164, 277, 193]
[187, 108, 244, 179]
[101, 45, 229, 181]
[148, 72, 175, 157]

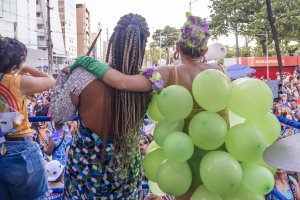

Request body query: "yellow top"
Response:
[0, 74, 32, 135]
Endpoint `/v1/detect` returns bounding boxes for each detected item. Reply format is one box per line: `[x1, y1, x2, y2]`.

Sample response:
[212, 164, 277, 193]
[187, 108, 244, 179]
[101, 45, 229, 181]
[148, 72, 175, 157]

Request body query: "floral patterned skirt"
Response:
[64, 124, 142, 200]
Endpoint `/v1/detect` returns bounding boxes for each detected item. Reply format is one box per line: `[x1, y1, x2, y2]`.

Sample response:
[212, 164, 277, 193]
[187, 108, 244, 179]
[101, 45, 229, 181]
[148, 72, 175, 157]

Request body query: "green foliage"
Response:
[151, 26, 180, 49]
[144, 46, 167, 66]
[151, 26, 180, 65]
[210, 0, 300, 56]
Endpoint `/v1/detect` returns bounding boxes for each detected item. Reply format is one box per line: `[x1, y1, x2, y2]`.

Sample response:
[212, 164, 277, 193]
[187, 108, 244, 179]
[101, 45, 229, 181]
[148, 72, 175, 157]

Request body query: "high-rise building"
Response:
[36, 0, 66, 66]
[58, 0, 77, 62]
[76, 3, 90, 56]
[0, 0, 38, 49]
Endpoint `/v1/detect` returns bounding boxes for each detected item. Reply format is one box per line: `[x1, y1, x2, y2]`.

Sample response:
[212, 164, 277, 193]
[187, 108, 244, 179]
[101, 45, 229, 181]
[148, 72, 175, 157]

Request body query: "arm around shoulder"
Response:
[102, 68, 152, 92]
[102, 65, 170, 92]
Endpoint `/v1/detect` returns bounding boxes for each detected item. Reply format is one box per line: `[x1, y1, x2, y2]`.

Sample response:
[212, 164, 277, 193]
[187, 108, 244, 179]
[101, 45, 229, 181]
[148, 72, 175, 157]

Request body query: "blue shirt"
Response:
[51, 130, 72, 166]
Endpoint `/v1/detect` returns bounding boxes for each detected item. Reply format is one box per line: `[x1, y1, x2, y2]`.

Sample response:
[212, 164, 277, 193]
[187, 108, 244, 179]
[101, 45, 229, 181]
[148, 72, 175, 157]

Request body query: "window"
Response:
[0, 21, 15, 38]
[36, 12, 41, 17]
[38, 36, 46, 41]
[36, 0, 39, 5]
[2, 0, 17, 20]
[37, 24, 44, 29]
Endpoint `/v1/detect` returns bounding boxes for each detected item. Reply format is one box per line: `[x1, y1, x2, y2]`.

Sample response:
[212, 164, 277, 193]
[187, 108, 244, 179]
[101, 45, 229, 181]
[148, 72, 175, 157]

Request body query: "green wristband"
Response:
[70, 56, 110, 79]
[87, 60, 110, 79]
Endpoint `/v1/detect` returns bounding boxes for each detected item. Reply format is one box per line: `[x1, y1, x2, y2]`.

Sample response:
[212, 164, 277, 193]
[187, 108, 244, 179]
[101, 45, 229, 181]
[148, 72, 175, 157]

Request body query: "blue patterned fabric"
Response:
[64, 121, 142, 199]
[266, 176, 297, 200]
[266, 187, 294, 200]
[51, 130, 72, 166]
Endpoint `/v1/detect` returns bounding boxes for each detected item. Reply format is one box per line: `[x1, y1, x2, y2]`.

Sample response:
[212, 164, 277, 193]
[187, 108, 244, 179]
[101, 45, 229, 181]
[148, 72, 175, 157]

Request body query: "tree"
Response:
[210, 0, 300, 58]
[151, 26, 180, 65]
[144, 46, 167, 66]
[209, 0, 263, 58]
[266, 0, 283, 80]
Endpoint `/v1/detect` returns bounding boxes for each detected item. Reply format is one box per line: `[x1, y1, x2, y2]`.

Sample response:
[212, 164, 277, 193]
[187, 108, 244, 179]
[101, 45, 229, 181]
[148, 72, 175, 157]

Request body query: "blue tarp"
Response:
[226, 64, 256, 79]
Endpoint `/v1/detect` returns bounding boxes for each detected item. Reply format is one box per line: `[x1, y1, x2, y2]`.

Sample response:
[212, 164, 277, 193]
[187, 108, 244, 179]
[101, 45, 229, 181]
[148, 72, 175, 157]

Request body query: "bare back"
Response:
[78, 79, 113, 141]
[166, 63, 224, 92]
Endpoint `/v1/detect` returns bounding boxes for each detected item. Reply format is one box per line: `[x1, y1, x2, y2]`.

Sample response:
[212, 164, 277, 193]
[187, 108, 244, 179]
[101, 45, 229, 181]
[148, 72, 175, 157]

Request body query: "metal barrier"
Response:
[28, 116, 78, 122]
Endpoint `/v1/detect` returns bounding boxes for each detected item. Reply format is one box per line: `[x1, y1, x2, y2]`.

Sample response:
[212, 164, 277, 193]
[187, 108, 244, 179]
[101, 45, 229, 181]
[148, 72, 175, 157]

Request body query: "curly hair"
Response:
[0, 37, 27, 73]
[106, 14, 150, 157]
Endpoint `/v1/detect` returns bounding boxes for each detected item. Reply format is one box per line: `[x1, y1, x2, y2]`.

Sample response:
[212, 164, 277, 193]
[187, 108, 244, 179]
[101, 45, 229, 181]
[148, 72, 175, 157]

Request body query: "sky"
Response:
[79, 0, 237, 46]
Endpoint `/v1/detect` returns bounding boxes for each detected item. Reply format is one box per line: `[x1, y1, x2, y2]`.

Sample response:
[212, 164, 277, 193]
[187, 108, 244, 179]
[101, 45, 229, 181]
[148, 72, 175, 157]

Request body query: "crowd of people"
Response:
[270, 70, 300, 137]
[1, 10, 300, 200]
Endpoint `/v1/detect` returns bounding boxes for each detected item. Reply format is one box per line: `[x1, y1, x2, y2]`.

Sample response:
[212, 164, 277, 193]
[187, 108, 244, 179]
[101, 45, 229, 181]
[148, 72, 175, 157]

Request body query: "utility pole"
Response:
[46, 0, 53, 74]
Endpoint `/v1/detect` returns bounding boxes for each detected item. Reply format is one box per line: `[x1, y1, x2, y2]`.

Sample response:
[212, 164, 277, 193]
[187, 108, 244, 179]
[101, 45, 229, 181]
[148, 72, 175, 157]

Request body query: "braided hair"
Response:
[0, 37, 27, 73]
[106, 14, 150, 157]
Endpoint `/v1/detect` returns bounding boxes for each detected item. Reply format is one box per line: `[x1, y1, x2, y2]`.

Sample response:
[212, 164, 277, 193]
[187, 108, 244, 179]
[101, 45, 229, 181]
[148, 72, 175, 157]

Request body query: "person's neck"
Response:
[181, 56, 201, 65]
[276, 174, 288, 183]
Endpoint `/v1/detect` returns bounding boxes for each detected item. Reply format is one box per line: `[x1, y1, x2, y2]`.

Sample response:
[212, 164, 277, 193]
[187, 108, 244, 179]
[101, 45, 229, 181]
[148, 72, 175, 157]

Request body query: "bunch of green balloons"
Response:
[143, 70, 279, 198]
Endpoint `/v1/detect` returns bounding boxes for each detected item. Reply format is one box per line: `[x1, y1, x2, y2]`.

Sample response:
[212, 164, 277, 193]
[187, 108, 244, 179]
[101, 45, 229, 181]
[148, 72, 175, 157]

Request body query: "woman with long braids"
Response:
[53, 13, 150, 199]
[71, 12, 230, 199]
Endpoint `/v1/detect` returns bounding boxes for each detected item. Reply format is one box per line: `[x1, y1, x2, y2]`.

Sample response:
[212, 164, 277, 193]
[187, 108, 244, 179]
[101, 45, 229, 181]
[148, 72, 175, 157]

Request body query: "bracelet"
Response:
[140, 66, 164, 94]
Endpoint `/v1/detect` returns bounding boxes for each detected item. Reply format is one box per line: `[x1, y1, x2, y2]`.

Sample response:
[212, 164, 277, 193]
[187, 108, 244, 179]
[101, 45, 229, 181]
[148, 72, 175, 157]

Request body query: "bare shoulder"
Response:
[157, 66, 171, 84]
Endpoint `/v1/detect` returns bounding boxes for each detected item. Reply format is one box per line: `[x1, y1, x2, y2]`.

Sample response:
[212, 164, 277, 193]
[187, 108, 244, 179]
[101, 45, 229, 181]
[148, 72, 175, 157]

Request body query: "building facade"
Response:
[36, 0, 66, 66]
[76, 3, 90, 56]
[0, 0, 38, 49]
[58, 0, 77, 62]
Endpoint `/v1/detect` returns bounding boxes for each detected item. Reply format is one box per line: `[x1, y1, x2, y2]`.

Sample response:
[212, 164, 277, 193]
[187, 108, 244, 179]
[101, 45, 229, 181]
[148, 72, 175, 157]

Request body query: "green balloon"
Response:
[189, 111, 227, 150]
[157, 160, 192, 196]
[228, 78, 273, 119]
[228, 109, 245, 128]
[188, 147, 206, 186]
[148, 181, 166, 196]
[157, 85, 193, 121]
[246, 112, 281, 144]
[241, 163, 275, 195]
[163, 132, 194, 162]
[253, 158, 276, 175]
[147, 94, 164, 123]
[154, 119, 185, 146]
[147, 141, 160, 154]
[200, 151, 242, 195]
[225, 184, 266, 200]
[192, 69, 232, 112]
[191, 185, 222, 200]
[225, 123, 267, 162]
[142, 148, 166, 182]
